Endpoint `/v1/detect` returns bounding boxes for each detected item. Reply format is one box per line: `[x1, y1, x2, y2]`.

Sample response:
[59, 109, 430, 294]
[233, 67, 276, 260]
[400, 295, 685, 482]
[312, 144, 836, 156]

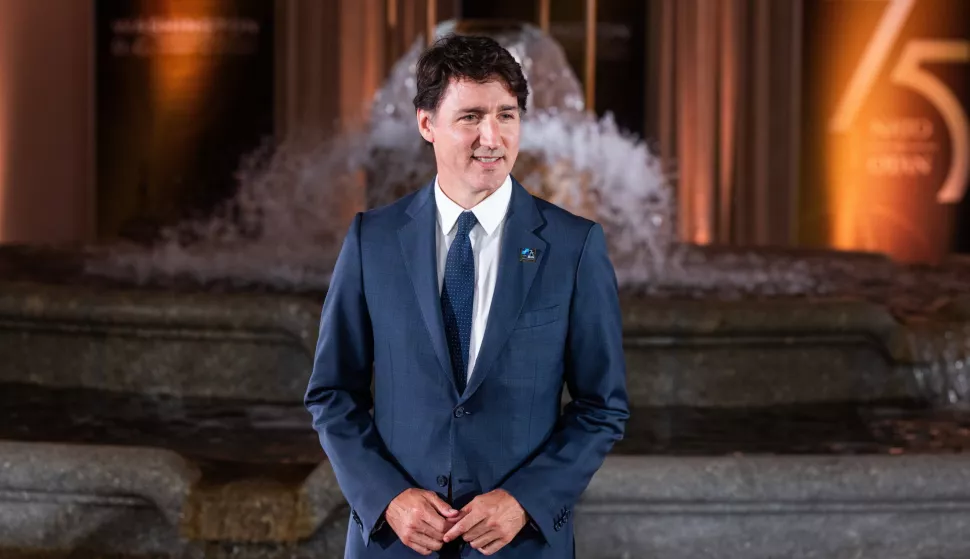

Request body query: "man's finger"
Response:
[461, 518, 493, 542]
[418, 510, 448, 537]
[406, 530, 443, 553]
[436, 508, 465, 537]
[470, 531, 502, 551]
[479, 534, 508, 556]
[426, 493, 459, 518]
[443, 510, 485, 542]
[407, 543, 431, 556]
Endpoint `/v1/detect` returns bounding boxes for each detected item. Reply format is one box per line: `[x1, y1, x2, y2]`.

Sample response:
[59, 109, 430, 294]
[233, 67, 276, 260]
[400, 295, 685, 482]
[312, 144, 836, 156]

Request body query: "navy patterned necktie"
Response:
[441, 211, 478, 394]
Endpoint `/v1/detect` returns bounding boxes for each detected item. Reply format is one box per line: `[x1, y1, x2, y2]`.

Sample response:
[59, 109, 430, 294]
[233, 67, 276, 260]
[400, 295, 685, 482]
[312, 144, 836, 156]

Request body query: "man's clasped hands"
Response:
[384, 487, 528, 556]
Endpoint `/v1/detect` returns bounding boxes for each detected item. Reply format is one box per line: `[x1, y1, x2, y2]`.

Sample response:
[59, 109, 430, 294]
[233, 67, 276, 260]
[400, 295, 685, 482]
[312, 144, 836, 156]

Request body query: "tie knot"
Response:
[456, 211, 477, 237]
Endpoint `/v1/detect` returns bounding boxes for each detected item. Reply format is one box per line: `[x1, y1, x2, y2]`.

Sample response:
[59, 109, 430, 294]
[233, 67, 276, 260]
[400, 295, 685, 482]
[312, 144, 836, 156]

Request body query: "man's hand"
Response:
[442, 489, 528, 555]
[385, 488, 461, 555]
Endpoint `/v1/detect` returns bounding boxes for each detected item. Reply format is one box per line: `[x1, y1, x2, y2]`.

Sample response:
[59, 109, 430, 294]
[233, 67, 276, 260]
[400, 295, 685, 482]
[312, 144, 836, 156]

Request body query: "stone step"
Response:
[3, 441, 970, 558]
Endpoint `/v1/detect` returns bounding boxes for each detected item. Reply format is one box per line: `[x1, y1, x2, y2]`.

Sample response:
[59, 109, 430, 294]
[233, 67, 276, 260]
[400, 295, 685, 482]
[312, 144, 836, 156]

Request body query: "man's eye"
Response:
[461, 115, 477, 121]
[500, 113, 515, 121]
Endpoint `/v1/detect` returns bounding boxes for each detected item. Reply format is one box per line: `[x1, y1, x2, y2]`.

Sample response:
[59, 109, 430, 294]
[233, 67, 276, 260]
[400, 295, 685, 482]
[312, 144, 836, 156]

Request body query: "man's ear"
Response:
[416, 109, 435, 144]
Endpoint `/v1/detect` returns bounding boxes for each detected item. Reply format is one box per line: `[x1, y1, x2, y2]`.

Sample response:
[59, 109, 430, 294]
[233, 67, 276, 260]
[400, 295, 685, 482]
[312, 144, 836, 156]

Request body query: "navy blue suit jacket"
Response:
[305, 178, 629, 558]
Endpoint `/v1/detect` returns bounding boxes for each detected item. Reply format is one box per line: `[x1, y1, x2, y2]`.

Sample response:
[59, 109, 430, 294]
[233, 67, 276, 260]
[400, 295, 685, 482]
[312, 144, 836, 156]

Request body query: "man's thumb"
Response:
[427, 493, 459, 516]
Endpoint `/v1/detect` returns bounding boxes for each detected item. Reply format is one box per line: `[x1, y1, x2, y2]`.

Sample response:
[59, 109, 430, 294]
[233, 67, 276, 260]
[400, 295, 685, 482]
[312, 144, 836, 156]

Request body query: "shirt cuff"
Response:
[371, 514, 387, 536]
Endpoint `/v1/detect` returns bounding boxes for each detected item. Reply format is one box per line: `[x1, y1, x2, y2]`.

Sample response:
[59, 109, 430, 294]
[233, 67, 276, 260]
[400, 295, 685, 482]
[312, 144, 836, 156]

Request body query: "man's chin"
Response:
[470, 172, 507, 193]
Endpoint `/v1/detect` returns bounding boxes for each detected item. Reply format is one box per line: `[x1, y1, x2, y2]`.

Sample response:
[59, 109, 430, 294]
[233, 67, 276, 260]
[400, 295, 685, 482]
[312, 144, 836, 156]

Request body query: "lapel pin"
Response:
[519, 248, 537, 262]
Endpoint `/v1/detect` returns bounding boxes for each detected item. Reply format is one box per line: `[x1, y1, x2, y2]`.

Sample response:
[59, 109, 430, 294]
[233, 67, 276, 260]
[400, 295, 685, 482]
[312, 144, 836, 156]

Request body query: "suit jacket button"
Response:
[454, 407, 465, 418]
[437, 475, 449, 487]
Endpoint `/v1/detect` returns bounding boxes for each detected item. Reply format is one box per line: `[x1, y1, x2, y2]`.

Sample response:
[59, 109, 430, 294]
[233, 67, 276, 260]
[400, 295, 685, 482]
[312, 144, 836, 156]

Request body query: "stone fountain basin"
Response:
[0, 279, 936, 407]
[2, 267, 970, 557]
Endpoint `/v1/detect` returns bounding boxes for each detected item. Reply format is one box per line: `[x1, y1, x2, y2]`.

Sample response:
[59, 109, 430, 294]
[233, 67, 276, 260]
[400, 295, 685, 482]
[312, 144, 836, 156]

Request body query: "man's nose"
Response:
[478, 117, 501, 148]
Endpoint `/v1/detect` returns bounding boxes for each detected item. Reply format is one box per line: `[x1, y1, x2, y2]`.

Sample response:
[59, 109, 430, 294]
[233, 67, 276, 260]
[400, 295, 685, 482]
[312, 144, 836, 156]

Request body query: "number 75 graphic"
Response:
[829, 0, 970, 203]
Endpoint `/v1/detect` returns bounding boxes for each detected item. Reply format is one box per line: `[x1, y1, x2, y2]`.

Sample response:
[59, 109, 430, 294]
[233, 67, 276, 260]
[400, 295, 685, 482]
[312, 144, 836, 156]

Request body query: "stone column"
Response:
[652, 0, 804, 247]
[0, 0, 94, 245]
[275, 0, 456, 140]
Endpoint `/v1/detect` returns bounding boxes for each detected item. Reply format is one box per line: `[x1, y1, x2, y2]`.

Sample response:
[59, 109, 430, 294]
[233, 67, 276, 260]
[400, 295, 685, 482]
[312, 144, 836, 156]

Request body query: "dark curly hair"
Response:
[412, 34, 529, 115]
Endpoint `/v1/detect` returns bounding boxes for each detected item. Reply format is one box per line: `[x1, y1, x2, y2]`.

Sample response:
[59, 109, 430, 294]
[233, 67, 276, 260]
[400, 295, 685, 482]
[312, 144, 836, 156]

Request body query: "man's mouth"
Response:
[473, 156, 502, 164]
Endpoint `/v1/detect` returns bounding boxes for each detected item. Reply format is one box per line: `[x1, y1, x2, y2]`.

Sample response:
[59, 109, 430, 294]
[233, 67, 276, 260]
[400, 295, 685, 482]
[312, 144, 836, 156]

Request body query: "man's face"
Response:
[417, 78, 521, 198]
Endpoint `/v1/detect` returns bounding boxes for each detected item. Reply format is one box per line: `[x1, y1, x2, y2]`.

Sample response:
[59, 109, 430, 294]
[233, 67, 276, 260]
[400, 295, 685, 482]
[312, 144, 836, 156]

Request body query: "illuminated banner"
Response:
[802, 0, 969, 262]
[95, 0, 274, 241]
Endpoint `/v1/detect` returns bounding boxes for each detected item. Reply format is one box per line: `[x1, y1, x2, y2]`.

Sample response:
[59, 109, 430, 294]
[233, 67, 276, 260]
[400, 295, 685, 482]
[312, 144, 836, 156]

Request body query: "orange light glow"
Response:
[0, 72, 7, 240]
[0, 7, 12, 240]
[146, 0, 218, 192]
[826, 134, 861, 250]
[149, 1, 220, 110]
[826, 0, 916, 252]
[136, 0, 227, 220]
[820, 0, 969, 262]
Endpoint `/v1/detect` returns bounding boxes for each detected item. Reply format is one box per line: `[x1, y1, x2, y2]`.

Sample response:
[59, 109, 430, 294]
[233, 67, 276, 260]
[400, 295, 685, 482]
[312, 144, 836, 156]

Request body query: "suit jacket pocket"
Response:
[513, 304, 562, 330]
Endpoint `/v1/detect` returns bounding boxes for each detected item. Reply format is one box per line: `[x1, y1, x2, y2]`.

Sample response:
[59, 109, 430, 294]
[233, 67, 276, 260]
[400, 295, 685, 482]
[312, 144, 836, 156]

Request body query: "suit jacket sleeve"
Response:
[304, 212, 414, 545]
[499, 222, 630, 545]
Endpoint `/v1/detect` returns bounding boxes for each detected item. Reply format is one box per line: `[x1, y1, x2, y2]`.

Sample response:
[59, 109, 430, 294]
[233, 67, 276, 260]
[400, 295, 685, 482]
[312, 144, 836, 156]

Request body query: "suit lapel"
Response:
[462, 179, 547, 401]
[398, 182, 458, 395]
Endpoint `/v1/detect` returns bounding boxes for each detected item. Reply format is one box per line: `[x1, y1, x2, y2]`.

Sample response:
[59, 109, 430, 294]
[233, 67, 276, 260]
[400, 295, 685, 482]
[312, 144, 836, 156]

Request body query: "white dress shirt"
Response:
[434, 174, 513, 383]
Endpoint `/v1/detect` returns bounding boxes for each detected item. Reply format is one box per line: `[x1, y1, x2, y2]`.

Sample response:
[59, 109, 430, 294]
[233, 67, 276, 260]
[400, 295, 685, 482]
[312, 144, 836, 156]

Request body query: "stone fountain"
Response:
[2, 20, 970, 559]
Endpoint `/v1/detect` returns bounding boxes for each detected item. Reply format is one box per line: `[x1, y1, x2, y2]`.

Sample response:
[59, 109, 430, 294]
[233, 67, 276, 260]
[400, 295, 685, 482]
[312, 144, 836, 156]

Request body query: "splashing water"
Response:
[909, 322, 970, 409]
[86, 21, 676, 290]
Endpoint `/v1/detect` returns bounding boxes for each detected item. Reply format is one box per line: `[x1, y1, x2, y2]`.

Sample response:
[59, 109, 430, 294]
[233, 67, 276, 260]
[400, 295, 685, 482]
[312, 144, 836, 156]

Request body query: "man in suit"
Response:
[305, 34, 629, 558]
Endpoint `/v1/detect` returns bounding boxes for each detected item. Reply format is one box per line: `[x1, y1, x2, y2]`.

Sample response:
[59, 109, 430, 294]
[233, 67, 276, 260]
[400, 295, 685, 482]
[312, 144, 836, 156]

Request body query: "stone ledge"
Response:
[0, 281, 322, 401]
[586, 454, 970, 502]
[0, 441, 348, 544]
[619, 297, 915, 363]
[0, 441, 198, 527]
[578, 455, 970, 559]
[620, 298, 901, 337]
[0, 281, 321, 355]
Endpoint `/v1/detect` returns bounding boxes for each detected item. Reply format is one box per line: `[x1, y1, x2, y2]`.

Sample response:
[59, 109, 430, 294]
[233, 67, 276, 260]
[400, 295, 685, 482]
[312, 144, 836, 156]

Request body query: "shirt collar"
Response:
[434, 175, 512, 236]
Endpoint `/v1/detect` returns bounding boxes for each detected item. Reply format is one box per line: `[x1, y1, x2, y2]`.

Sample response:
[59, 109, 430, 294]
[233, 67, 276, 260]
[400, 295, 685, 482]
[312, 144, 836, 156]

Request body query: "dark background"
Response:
[95, 0, 274, 241]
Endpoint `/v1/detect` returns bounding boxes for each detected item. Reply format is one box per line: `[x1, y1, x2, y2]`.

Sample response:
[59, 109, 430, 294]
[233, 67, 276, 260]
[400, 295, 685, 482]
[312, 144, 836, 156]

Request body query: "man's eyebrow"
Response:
[457, 105, 519, 114]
